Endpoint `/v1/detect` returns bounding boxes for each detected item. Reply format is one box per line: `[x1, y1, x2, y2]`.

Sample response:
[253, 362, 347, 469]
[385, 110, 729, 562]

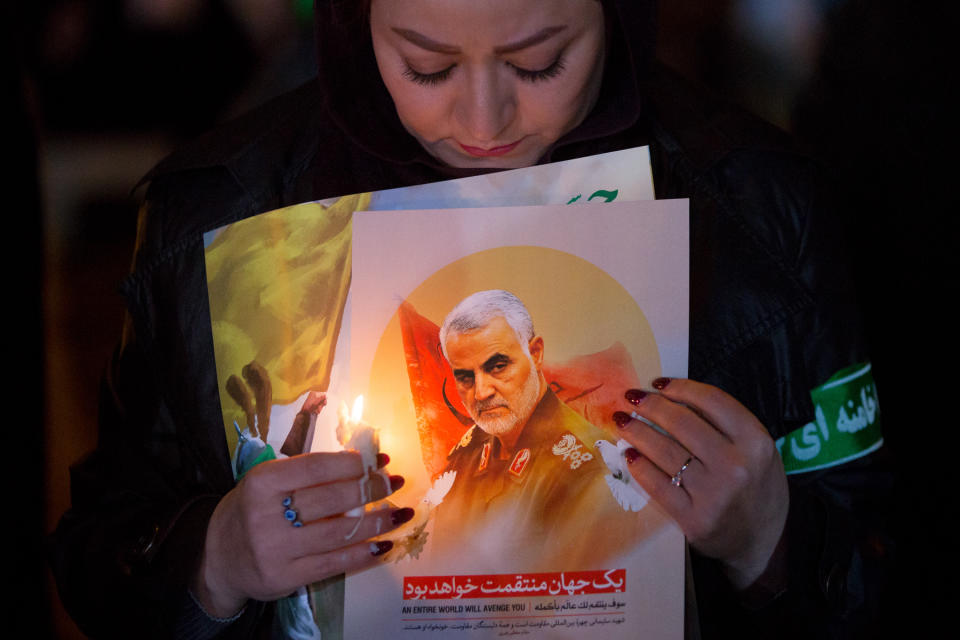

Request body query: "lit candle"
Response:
[338, 395, 392, 536]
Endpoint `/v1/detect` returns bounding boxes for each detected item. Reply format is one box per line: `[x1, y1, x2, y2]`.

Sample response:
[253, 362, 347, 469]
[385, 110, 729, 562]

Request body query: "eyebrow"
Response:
[392, 25, 566, 55]
[452, 353, 510, 378]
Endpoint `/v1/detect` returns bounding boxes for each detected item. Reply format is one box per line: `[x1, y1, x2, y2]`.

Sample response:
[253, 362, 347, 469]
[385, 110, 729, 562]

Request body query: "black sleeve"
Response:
[49, 329, 237, 638]
[48, 182, 272, 638]
[686, 150, 894, 639]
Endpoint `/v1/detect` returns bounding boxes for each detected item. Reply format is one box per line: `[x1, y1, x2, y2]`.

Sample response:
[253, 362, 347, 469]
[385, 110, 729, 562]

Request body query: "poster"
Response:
[346, 199, 688, 638]
[202, 146, 687, 638]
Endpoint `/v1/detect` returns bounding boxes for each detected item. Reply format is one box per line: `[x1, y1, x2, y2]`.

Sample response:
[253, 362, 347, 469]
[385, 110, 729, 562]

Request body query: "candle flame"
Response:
[351, 395, 364, 423]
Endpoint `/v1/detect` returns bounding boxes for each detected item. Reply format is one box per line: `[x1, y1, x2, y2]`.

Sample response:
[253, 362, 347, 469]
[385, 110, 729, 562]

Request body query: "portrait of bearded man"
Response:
[431, 290, 658, 570]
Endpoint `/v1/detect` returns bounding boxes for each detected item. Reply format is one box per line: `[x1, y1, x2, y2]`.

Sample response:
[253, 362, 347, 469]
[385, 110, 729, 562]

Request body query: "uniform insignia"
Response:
[449, 427, 475, 457]
[477, 441, 492, 473]
[509, 448, 531, 477]
[552, 433, 594, 469]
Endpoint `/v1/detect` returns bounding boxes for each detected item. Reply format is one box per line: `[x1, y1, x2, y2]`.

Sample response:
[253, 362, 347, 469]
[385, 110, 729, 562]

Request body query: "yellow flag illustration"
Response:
[205, 193, 371, 452]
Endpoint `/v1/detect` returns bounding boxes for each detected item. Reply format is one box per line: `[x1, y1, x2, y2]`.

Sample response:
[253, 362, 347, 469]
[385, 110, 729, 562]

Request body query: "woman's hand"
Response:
[192, 451, 411, 617]
[613, 378, 788, 589]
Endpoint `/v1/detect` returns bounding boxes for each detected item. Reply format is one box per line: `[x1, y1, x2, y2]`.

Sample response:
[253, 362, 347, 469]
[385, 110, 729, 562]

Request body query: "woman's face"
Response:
[370, 0, 605, 169]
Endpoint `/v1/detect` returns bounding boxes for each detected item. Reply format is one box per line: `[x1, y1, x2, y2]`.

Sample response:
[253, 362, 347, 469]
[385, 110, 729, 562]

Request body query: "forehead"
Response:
[371, 0, 601, 47]
[445, 316, 524, 367]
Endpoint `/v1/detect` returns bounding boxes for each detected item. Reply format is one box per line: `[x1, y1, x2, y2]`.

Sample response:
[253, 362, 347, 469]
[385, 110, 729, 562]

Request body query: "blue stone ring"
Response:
[282, 495, 303, 528]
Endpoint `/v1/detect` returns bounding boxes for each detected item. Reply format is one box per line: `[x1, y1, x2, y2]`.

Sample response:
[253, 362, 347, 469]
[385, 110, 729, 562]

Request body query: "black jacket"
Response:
[50, 1, 891, 637]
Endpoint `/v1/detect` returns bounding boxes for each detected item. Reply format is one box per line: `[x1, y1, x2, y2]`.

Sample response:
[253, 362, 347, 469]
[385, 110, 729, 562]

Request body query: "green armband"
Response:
[777, 362, 883, 474]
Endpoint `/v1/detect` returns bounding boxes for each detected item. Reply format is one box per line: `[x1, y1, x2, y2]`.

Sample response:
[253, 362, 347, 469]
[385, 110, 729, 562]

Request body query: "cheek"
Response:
[500, 369, 528, 400]
[382, 77, 449, 140]
[373, 49, 446, 138]
[395, 94, 442, 135]
[519, 51, 603, 135]
[517, 83, 586, 136]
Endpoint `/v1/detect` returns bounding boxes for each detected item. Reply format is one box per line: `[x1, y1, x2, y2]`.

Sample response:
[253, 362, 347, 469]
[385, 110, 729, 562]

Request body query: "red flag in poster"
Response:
[398, 301, 472, 478]
[542, 342, 644, 434]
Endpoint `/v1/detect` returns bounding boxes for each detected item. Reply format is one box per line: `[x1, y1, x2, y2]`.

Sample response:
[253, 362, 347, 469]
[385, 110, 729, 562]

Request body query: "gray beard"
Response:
[471, 362, 541, 439]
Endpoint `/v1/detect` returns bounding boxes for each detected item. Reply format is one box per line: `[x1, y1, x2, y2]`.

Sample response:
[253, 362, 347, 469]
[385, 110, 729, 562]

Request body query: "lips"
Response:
[458, 139, 523, 158]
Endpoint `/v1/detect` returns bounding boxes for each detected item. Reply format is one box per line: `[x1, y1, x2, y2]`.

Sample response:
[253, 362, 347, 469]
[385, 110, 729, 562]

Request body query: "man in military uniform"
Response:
[430, 290, 661, 571]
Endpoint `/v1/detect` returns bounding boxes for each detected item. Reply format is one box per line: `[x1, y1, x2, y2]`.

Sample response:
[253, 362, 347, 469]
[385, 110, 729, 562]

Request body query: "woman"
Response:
[52, 0, 889, 638]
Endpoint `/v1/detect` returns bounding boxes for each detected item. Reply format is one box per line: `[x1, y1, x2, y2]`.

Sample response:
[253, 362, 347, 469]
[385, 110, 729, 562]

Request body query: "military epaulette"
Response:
[551, 432, 595, 470]
[448, 425, 480, 457]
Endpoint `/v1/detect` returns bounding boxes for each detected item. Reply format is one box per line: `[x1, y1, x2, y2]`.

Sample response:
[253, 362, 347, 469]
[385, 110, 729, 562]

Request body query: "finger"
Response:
[623, 448, 693, 516]
[286, 506, 415, 560]
[620, 390, 729, 462]
[290, 474, 404, 521]
[651, 378, 764, 442]
[250, 451, 366, 492]
[613, 411, 692, 481]
[283, 538, 396, 593]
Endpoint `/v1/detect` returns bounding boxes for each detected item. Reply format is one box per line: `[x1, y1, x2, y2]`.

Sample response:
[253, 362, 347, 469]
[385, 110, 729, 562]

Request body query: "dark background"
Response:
[9, 1, 949, 637]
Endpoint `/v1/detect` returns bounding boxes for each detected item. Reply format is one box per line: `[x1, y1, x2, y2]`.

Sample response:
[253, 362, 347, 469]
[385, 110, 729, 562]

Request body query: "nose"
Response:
[455, 66, 516, 144]
[474, 371, 497, 402]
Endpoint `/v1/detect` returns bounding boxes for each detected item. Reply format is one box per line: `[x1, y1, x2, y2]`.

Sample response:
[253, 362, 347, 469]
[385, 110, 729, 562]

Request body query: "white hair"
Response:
[439, 290, 534, 360]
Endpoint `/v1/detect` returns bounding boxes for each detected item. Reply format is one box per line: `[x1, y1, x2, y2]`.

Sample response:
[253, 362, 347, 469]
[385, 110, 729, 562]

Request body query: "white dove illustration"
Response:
[423, 470, 457, 507]
[595, 439, 650, 512]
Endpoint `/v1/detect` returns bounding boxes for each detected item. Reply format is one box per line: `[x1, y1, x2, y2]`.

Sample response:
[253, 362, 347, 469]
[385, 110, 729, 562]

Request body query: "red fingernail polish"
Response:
[377, 453, 390, 468]
[625, 448, 642, 464]
[625, 389, 647, 405]
[391, 507, 414, 525]
[389, 475, 405, 492]
[613, 411, 632, 428]
[651, 377, 671, 390]
[371, 540, 393, 556]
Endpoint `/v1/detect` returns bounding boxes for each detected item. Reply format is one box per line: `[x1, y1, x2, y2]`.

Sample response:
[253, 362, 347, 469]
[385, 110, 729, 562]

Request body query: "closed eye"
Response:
[508, 55, 566, 83]
[403, 62, 455, 86]
[402, 55, 567, 87]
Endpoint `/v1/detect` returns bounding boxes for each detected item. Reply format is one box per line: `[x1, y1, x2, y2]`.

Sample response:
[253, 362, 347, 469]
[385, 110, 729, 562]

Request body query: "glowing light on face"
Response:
[370, 0, 606, 169]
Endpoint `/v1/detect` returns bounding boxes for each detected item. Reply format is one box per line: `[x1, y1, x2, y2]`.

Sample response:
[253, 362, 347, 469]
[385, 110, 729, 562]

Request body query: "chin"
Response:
[476, 417, 519, 437]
